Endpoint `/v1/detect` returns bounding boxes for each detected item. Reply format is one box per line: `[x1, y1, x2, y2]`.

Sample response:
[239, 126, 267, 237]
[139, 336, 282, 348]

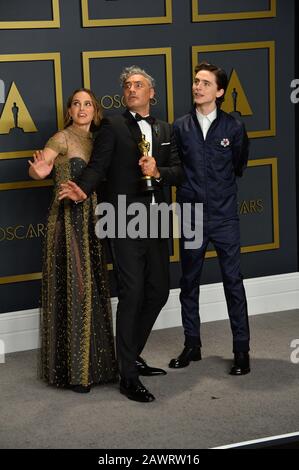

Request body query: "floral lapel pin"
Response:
[220, 138, 230, 147]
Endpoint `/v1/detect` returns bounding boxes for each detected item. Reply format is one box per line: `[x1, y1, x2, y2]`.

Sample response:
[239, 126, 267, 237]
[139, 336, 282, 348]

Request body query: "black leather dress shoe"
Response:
[136, 356, 167, 376]
[229, 352, 250, 375]
[70, 385, 91, 393]
[120, 378, 155, 402]
[168, 346, 202, 369]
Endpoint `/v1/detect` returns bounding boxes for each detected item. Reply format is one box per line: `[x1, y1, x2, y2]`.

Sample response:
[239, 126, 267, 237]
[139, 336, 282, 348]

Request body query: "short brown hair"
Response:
[64, 88, 102, 129]
[194, 61, 228, 105]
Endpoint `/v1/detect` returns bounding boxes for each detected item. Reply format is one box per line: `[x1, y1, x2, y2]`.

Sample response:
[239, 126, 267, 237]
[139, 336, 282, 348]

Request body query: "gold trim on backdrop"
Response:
[205, 158, 280, 259]
[0, 0, 60, 29]
[0, 150, 36, 161]
[192, 41, 276, 139]
[82, 47, 174, 122]
[0, 180, 53, 285]
[192, 0, 276, 22]
[0, 273, 42, 285]
[0, 180, 53, 191]
[81, 0, 172, 27]
[0, 52, 64, 160]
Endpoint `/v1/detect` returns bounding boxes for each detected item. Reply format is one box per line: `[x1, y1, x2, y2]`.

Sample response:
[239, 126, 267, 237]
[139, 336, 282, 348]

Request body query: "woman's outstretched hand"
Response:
[58, 181, 87, 202]
[28, 150, 54, 179]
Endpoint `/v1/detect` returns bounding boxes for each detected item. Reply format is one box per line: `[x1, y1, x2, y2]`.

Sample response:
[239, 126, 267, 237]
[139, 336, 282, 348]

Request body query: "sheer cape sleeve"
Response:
[45, 131, 67, 155]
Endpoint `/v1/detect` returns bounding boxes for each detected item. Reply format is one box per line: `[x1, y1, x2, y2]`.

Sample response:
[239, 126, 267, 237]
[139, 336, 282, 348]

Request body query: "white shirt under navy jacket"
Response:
[173, 106, 249, 220]
[196, 108, 217, 140]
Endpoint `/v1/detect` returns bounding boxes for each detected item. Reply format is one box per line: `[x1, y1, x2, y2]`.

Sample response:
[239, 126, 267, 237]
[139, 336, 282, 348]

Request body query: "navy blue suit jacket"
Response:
[173, 107, 249, 221]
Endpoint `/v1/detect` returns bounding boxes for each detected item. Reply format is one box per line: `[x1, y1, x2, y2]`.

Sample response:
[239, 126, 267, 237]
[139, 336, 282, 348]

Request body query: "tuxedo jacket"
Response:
[78, 109, 184, 206]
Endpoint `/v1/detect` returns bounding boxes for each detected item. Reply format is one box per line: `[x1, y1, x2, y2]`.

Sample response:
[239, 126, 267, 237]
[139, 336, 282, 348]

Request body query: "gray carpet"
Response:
[1, 310, 299, 449]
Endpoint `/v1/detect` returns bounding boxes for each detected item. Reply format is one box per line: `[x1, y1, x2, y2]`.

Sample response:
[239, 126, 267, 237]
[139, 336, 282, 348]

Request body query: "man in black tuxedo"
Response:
[59, 66, 184, 402]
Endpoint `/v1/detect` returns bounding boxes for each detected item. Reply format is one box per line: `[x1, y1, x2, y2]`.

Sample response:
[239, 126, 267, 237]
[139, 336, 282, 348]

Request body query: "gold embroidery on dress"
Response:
[39, 126, 117, 388]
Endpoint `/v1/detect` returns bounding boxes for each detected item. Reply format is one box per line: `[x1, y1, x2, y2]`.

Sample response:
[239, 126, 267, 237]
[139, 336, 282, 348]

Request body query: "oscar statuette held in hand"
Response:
[138, 134, 157, 204]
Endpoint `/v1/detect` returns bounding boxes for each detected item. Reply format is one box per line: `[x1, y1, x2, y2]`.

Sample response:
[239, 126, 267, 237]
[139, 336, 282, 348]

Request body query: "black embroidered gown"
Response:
[39, 125, 117, 388]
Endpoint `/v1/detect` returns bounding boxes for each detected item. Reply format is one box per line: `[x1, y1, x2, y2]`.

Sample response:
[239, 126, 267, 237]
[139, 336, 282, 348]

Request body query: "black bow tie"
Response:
[135, 113, 156, 125]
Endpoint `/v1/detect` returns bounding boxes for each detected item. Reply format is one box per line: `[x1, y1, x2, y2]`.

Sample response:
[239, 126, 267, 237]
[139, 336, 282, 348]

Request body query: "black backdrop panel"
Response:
[197, 0, 271, 15]
[87, 0, 167, 19]
[0, 1, 53, 22]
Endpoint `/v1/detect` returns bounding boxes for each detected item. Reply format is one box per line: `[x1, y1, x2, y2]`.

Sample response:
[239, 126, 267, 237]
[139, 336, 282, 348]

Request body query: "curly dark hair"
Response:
[194, 61, 228, 105]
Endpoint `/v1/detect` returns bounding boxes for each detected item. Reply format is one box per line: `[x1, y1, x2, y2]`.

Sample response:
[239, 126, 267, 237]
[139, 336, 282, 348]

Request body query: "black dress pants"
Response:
[109, 237, 170, 380]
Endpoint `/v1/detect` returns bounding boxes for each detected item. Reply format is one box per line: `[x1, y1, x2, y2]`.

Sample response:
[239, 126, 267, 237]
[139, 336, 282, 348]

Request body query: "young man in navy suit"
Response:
[169, 62, 250, 375]
[59, 66, 184, 402]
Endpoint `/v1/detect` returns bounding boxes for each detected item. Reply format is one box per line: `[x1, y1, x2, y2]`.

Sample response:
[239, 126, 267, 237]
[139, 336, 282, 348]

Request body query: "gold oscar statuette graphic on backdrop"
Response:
[192, 41, 276, 138]
[0, 81, 37, 134]
[221, 69, 253, 117]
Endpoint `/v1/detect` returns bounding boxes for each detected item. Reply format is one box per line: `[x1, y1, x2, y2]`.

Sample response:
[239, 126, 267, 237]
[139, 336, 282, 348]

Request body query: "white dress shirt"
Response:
[130, 111, 152, 156]
[196, 108, 217, 140]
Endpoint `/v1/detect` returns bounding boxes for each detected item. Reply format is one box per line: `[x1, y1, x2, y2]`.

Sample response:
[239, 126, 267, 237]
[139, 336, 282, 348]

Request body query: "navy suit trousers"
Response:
[180, 216, 250, 353]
